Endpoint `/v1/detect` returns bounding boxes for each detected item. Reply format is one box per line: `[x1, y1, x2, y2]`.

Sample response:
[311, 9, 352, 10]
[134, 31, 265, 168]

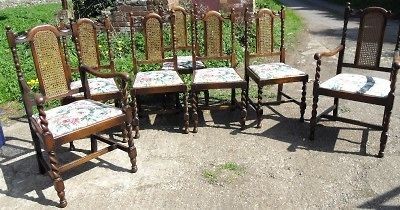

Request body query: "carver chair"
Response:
[6, 24, 137, 207]
[191, 6, 247, 133]
[244, 6, 308, 128]
[129, 12, 189, 137]
[309, 3, 400, 158]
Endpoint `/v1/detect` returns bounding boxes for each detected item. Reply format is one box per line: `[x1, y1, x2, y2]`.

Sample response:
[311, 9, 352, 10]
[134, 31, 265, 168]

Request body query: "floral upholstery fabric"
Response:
[320, 73, 391, 98]
[33, 100, 123, 138]
[248, 63, 306, 80]
[70, 77, 119, 96]
[193, 67, 244, 84]
[161, 56, 205, 71]
[133, 70, 184, 88]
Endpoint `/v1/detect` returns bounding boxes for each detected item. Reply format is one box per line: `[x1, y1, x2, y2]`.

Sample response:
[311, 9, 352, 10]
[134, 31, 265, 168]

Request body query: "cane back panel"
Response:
[76, 19, 100, 68]
[256, 9, 275, 54]
[29, 26, 69, 99]
[144, 14, 164, 61]
[173, 7, 189, 49]
[354, 8, 388, 68]
[204, 12, 223, 57]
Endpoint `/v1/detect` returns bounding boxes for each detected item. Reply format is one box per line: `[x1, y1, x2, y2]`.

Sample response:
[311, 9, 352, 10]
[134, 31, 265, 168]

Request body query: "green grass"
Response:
[328, 0, 399, 13]
[0, 3, 62, 103]
[202, 162, 245, 185]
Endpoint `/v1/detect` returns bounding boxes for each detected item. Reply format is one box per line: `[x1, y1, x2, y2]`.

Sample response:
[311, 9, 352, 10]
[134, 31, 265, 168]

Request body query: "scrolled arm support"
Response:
[34, 93, 50, 135]
[314, 44, 344, 60]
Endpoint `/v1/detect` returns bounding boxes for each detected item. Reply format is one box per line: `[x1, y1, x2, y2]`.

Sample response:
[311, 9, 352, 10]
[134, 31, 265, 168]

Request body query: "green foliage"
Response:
[328, 0, 400, 13]
[0, 3, 61, 103]
[73, 0, 116, 18]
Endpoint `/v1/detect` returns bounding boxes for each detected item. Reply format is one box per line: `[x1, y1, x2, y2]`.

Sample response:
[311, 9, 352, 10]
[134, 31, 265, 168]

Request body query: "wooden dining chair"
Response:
[191, 6, 247, 133]
[244, 6, 308, 128]
[69, 16, 122, 103]
[129, 12, 189, 137]
[6, 24, 137, 207]
[161, 6, 206, 72]
[309, 3, 400, 157]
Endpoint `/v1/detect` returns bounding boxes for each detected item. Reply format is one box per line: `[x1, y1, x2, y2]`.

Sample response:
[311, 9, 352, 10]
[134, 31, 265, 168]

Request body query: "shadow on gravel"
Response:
[0, 136, 131, 207]
[359, 186, 400, 209]
[234, 104, 377, 157]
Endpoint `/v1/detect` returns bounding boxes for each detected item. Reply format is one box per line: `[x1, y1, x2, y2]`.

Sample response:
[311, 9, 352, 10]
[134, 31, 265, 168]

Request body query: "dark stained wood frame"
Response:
[129, 12, 189, 136]
[309, 2, 400, 158]
[191, 5, 247, 133]
[6, 24, 137, 208]
[244, 6, 308, 128]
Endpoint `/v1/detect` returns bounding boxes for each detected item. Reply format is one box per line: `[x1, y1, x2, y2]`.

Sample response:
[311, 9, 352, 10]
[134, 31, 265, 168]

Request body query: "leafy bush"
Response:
[72, 0, 116, 18]
[0, 3, 61, 103]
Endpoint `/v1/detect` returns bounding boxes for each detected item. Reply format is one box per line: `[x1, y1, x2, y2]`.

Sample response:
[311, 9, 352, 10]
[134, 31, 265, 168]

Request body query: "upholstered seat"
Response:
[248, 63, 307, 80]
[133, 71, 184, 88]
[70, 77, 119, 96]
[193, 67, 244, 84]
[161, 56, 205, 71]
[33, 100, 123, 138]
[320, 73, 390, 98]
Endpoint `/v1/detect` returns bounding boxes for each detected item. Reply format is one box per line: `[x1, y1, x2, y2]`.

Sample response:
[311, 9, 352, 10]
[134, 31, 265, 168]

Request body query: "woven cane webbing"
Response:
[32, 30, 69, 98]
[145, 17, 163, 61]
[205, 15, 222, 57]
[355, 12, 385, 67]
[174, 10, 187, 48]
[257, 14, 273, 54]
[78, 22, 99, 68]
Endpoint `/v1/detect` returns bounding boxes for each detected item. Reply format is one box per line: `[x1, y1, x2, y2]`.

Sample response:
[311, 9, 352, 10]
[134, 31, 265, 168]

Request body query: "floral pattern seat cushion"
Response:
[70, 77, 119, 96]
[248, 62, 306, 80]
[33, 100, 123, 138]
[320, 73, 391, 98]
[193, 67, 244, 84]
[133, 70, 184, 88]
[161, 56, 206, 71]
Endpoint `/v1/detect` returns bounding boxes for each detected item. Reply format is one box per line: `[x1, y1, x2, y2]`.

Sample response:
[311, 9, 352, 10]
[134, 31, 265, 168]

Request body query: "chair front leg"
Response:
[309, 89, 319, 141]
[256, 85, 263, 128]
[204, 90, 209, 106]
[48, 150, 67, 208]
[378, 104, 393, 158]
[90, 135, 98, 153]
[192, 90, 199, 133]
[310, 58, 322, 140]
[300, 77, 307, 122]
[125, 110, 138, 173]
[245, 74, 250, 108]
[240, 87, 247, 129]
[231, 88, 236, 108]
[333, 98, 339, 117]
[183, 91, 189, 134]
[277, 84, 283, 102]
[132, 95, 140, 139]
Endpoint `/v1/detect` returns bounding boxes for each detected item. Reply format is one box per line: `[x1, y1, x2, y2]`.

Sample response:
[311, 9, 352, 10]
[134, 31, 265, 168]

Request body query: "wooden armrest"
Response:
[79, 65, 130, 81]
[314, 45, 344, 60]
